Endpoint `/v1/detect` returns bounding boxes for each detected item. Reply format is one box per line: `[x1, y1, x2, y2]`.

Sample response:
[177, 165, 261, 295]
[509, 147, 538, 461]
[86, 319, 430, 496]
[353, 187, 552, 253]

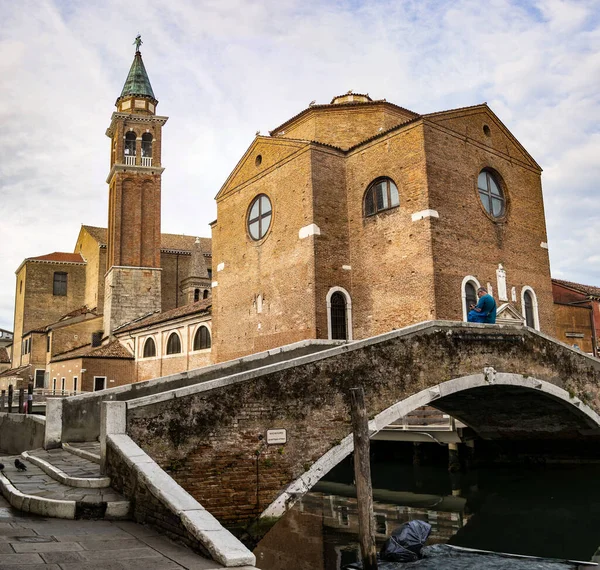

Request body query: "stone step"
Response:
[62, 441, 101, 464]
[22, 447, 111, 488]
[0, 454, 130, 520]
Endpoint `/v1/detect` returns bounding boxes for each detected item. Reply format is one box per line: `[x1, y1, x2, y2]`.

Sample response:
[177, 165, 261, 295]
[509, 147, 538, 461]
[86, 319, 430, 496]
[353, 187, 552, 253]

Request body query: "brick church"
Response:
[2, 42, 592, 393]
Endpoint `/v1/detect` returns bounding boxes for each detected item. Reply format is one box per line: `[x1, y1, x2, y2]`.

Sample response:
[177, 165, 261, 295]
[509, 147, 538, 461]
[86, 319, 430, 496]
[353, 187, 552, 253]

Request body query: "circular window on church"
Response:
[477, 169, 506, 218]
[247, 194, 272, 241]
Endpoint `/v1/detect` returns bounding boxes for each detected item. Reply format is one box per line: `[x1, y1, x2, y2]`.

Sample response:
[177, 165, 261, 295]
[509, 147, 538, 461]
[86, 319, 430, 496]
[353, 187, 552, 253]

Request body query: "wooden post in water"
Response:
[0, 390, 5, 411]
[7, 385, 13, 413]
[350, 387, 378, 570]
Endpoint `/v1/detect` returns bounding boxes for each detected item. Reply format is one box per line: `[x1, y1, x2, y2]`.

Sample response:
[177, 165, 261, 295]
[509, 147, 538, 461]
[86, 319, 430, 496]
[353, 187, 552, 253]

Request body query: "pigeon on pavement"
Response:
[14, 459, 27, 471]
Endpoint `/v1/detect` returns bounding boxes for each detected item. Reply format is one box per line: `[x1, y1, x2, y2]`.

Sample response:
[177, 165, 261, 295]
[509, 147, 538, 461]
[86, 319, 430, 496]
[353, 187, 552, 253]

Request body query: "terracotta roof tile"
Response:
[552, 279, 600, 298]
[115, 300, 211, 334]
[58, 305, 98, 322]
[81, 225, 212, 255]
[29, 252, 85, 263]
[0, 364, 31, 378]
[52, 340, 133, 362]
[0, 347, 10, 363]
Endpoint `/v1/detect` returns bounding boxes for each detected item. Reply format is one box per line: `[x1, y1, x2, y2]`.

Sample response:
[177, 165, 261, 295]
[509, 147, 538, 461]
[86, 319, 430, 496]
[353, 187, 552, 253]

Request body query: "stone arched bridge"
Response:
[102, 321, 600, 527]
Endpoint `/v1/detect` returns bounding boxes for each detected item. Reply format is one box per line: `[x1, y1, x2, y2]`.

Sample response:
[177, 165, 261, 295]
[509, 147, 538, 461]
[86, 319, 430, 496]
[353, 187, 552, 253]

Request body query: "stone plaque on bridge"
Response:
[267, 429, 287, 445]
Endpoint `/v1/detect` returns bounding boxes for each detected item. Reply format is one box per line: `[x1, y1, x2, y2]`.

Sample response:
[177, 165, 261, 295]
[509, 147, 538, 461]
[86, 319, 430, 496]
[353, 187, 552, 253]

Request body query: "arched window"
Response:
[326, 287, 352, 341]
[166, 332, 182, 355]
[203, 289, 209, 299]
[193, 326, 211, 350]
[194, 289, 200, 302]
[521, 287, 539, 330]
[143, 337, 156, 358]
[124, 132, 136, 159]
[330, 293, 347, 340]
[247, 194, 272, 240]
[461, 276, 481, 321]
[364, 178, 399, 217]
[477, 169, 505, 218]
[141, 133, 152, 157]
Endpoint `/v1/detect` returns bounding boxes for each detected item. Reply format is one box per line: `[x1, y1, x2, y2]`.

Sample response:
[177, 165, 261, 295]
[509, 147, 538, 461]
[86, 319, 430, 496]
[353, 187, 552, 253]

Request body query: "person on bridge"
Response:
[467, 287, 497, 324]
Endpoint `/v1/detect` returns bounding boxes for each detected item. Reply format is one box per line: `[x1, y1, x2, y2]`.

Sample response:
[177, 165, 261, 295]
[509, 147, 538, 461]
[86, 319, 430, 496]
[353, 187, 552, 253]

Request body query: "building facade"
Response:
[211, 93, 554, 362]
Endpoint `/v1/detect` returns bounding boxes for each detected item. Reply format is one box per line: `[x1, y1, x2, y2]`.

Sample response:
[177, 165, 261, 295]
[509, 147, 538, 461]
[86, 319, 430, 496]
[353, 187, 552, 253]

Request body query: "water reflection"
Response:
[254, 462, 600, 570]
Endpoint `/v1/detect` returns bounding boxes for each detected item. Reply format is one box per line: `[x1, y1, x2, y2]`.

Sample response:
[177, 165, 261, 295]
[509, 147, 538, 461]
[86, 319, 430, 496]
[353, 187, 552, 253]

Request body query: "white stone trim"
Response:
[211, 281, 218, 287]
[521, 286, 540, 330]
[217, 262, 225, 272]
[299, 223, 321, 239]
[461, 275, 481, 322]
[342, 265, 352, 271]
[411, 209, 439, 222]
[262, 372, 600, 519]
[326, 286, 353, 341]
[540, 242, 549, 249]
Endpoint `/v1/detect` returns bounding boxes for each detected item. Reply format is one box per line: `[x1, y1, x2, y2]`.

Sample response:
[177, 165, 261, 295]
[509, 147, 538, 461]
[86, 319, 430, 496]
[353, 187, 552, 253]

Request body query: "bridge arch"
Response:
[262, 371, 600, 519]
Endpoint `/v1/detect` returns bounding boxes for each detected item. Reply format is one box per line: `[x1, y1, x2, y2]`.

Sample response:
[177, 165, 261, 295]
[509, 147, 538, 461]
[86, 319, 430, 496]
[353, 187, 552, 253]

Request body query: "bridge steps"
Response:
[22, 445, 110, 488]
[0, 447, 130, 520]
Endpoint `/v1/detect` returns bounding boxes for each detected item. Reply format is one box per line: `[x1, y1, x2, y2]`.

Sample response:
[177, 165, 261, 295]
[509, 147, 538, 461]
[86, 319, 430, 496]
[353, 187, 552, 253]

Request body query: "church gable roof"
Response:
[423, 104, 541, 171]
[216, 137, 312, 200]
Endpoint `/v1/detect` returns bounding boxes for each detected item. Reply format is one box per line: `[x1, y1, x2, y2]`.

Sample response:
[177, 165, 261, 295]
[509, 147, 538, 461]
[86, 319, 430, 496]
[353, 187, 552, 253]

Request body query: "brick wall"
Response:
[12, 261, 86, 367]
[423, 111, 555, 335]
[554, 303, 594, 353]
[212, 146, 318, 362]
[105, 439, 211, 557]
[51, 316, 104, 357]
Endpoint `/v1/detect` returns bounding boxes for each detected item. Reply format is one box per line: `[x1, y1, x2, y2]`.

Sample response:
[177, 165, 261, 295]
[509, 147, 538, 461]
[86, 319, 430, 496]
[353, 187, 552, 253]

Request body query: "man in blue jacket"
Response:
[467, 287, 497, 324]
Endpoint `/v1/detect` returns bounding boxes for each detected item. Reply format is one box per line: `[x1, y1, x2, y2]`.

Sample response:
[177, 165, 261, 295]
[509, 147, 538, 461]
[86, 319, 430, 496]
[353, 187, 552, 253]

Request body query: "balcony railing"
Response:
[141, 156, 153, 167]
[124, 155, 136, 166]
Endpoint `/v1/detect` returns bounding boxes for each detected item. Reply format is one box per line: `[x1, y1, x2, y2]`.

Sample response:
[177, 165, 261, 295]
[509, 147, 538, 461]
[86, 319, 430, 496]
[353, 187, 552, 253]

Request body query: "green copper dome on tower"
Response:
[117, 35, 156, 104]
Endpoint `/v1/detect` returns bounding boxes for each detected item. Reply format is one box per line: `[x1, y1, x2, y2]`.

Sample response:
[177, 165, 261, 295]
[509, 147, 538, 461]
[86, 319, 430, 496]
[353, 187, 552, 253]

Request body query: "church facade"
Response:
[211, 93, 554, 362]
[3, 43, 572, 392]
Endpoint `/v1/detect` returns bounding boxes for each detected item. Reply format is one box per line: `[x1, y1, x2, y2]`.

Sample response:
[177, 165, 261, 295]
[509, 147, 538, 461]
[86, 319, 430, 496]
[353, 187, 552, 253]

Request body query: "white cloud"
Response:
[0, 0, 599, 330]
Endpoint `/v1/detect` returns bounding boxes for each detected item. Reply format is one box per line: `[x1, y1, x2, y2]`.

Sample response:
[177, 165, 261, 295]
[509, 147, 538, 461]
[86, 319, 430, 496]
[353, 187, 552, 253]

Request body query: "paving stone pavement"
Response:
[0, 457, 122, 503]
[27, 449, 102, 480]
[0, 495, 256, 569]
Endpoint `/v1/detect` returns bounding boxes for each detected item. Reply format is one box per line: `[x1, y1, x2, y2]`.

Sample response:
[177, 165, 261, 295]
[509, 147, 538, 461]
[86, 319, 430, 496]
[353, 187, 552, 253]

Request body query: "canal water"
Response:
[253, 442, 600, 570]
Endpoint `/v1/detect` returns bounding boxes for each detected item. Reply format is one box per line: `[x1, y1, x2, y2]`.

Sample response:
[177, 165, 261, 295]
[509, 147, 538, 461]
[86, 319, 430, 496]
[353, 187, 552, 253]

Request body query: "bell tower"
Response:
[103, 37, 168, 336]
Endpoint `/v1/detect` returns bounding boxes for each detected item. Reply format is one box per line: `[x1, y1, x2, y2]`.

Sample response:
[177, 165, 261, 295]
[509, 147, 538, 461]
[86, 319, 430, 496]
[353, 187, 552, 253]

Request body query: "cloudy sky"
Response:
[1, 0, 599, 331]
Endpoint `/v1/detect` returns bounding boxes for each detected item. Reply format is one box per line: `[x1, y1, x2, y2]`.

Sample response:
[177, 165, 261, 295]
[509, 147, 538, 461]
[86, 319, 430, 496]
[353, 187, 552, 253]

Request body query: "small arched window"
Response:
[166, 332, 182, 355]
[194, 289, 200, 302]
[524, 291, 535, 328]
[143, 337, 156, 358]
[141, 133, 152, 157]
[364, 178, 399, 217]
[193, 326, 211, 350]
[521, 286, 539, 330]
[477, 169, 505, 218]
[203, 289, 209, 299]
[461, 276, 481, 321]
[330, 292, 348, 340]
[124, 132, 136, 157]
